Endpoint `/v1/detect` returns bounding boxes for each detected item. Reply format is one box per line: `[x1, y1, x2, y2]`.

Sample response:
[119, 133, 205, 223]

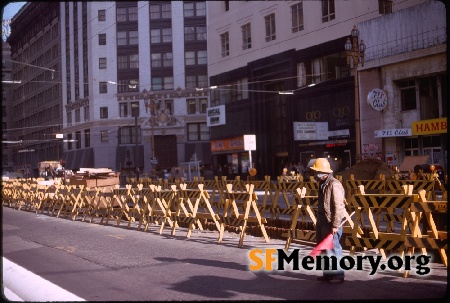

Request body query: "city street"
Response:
[2, 206, 448, 301]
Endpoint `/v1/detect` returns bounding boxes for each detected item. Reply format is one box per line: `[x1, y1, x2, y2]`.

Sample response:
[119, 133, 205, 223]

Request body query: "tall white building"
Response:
[61, 1, 210, 176]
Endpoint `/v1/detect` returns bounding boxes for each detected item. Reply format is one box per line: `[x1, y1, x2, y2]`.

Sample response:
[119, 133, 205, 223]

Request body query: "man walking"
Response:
[310, 158, 346, 283]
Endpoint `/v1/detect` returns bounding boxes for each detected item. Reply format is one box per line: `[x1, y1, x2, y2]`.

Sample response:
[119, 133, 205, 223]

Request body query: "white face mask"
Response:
[316, 173, 327, 179]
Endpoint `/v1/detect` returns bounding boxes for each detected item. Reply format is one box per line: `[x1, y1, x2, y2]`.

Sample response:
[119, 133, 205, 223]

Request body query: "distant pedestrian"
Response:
[310, 158, 346, 283]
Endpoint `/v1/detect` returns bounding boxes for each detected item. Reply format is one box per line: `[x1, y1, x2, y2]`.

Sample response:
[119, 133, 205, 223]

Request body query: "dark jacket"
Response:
[317, 174, 345, 228]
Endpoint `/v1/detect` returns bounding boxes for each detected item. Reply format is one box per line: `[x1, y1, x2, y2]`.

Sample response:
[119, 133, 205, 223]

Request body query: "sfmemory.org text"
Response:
[248, 249, 431, 275]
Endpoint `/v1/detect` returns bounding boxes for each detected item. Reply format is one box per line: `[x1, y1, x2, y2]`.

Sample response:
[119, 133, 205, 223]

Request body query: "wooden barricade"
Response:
[244, 175, 272, 209]
[172, 184, 221, 237]
[385, 180, 435, 200]
[404, 189, 448, 274]
[85, 187, 112, 224]
[345, 174, 386, 201]
[284, 188, 317, 250]
[218, 183, 269, 248]
[136, 186, 154, 231]
[345, 188, 416, 262]
[284, 188, 360, 251]
[147, 184, 175, 234]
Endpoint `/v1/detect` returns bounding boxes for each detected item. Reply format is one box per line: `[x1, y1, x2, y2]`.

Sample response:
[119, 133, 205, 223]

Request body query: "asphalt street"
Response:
[2, 206, 448, 301]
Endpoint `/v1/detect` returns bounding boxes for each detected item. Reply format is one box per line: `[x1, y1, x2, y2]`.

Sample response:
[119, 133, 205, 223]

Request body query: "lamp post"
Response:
[142, 89, 157, 166]
[131, 102, 140, 181]
[345, 25, 366, 162]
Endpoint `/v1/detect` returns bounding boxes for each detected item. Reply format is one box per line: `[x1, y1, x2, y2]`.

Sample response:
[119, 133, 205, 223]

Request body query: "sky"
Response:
[2, 2, 26, 20]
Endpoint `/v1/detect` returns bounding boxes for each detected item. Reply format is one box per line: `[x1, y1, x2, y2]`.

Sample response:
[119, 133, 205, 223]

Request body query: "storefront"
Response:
[211, 136, 251, 179]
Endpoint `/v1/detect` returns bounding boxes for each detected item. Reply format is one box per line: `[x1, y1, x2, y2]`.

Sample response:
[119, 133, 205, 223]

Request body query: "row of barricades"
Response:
[2, 176, 447, 277]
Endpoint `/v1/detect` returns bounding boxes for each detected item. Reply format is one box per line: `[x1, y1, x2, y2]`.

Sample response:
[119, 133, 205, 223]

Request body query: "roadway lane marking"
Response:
[107, 235, 126, 239]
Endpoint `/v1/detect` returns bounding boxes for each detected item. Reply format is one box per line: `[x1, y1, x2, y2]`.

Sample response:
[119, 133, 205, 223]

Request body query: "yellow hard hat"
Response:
[310, 158, 333, 173]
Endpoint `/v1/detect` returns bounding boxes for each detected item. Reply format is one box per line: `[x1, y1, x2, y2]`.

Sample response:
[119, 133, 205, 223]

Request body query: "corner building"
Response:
[206, 0, 444, 178]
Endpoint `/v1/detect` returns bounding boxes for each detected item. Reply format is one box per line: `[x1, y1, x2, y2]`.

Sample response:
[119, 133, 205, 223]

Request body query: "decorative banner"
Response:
[367, 88, 388, 111]
[411, 117, 447, 135]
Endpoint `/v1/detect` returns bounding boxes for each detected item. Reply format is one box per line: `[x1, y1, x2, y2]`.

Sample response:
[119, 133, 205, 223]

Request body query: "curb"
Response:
[2, 257, 85, 302]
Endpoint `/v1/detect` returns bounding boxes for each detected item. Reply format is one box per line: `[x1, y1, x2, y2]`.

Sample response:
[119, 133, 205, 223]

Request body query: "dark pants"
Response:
[316, 218, 345, 278]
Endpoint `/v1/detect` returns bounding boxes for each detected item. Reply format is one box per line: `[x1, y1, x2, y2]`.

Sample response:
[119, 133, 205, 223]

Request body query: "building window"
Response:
[67, 111, 72, 127]
[84, 105, 90, 122]
[99, 33, 106, 45]
[184, 2, 206, 17]
[220, 32, 229, 57]
[151, 28, 172, 44]
[117, 31, 138, 46]
[379, 0, 393, 14]
[186, 75, 208, 89]
[152, 77, 174, 91]
[119, 102, 128, 117]
[188, 123, 209, 141]
[187, 99, 196, 114]
[322, 0, 335, 22]
[184, 26, 207, 41]
[185, 50, 207, 65]
[118, 79, 139, 93]
[99, 57, 107, 69]
[117, 6, 138, 22]
[291, 2, 304, 33]
[119, 126, 141, 144]
[75, 131, 81, 149]
[265, 13, 276, 42]
[241, 23, 251, 50]
[118, 54, 139, 69]
[404, 137, 419, 156]
[75, 108, 81, 123]
[99, 82, 107, 93]
[98, 9, 105, 21]
[100, 107, 108, 118]
[84, 129, 90, 148]
[225, 1, 229, 11]
[151, 52, 173, 67]
[150, 3, 171, 19]
[399, 80, 416, 111]
[200, 98, 207, 113]
[101, 130, 109, 142]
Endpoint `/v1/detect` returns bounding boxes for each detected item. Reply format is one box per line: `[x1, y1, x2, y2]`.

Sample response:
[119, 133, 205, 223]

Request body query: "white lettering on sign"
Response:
[367, 88, 388, 111]
[374, 128, 412, 138]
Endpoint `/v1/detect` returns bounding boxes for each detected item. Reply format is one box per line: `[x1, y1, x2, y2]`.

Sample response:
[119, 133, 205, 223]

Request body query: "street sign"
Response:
[150, 157, 158, 165]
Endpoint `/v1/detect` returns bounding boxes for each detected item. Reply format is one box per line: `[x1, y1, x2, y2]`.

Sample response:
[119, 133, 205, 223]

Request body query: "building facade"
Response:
[7, 1, 211, 177]
[2, 40, 14, 173]
[206, 0, 445, 178]
[7, 2, 62, 178]
[60, 1, 210, 177]
[358, 0, 447, 170]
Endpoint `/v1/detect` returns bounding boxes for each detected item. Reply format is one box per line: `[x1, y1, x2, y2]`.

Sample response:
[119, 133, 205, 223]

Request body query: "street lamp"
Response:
[142, 89, 157, 166]
[345, 25, 366, 162]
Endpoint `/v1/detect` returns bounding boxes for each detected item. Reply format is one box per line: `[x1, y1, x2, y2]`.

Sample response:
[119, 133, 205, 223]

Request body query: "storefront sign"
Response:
[293, 122, 328, 140]
[411, 117, 447, 135]
[374, 128, 412, 138]
[328, 129, 350, 139]
[211, 136, 244, 152]
[206, 105, 226, 127]
[367, 88, 387, 111]
[243, 134, 256, 151]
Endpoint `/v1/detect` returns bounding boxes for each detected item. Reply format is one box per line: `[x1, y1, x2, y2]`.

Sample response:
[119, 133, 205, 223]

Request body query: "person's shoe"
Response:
[316, 276, 331, 282]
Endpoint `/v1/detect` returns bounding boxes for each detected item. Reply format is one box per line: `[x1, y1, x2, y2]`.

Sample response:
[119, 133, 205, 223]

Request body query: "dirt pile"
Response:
[336, 158, 394, 182]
